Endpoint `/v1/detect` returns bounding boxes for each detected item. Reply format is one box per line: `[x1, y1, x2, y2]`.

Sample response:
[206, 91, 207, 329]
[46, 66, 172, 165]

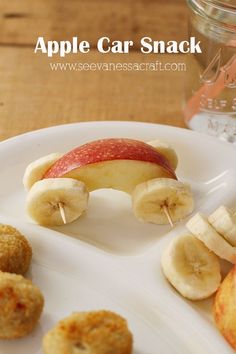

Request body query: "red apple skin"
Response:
[44, 138, 176, 179]
[214, 266, 236, 350]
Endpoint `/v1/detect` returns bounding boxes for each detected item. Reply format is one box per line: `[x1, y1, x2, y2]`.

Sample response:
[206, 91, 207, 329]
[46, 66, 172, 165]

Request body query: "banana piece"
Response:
[208, 206, 236, 246]
[23, 153, 63, 191]
[186, 213, 236, 264]
[147, 140, 178, 170]
[132, 178, 194, 225]
[161, 233, 221, 300]
[27, 178, 89, 226]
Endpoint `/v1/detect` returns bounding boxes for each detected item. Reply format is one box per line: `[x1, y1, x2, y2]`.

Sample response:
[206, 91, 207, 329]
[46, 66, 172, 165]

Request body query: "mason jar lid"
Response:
[188, 0, 236, 29]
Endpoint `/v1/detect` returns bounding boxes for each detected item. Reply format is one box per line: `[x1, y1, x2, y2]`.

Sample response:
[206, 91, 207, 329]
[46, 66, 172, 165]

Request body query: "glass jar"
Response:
[184, 0, 236, 142]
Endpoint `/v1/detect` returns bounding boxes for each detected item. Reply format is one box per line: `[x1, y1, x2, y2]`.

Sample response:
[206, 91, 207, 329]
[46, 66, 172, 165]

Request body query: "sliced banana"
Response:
[186, 213, 236, 264]
[208, 206, 236, 246]
[27, 178, 89, 226]
[147, 140, 178, 170]
[132, 178, 194, 225]
[161, 234, 221, 300]
[23, 153, 63, 191]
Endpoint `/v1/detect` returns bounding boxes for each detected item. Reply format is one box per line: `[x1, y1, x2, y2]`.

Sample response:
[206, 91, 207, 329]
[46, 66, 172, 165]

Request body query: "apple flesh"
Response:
[214, 266, 236, 350]
[44, 138, 176, 193]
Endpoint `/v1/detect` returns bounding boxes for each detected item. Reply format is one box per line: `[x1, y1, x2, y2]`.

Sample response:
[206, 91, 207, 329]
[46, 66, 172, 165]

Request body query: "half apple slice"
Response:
[44, 138, 177, 193]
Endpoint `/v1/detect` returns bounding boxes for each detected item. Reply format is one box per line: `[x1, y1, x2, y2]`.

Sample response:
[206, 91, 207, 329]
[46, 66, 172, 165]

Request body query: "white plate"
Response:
[0, 121, 235, 354]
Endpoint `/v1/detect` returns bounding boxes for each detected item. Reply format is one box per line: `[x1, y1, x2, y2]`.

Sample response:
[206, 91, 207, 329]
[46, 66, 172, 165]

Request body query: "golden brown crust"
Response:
[213, 266, 236, 349]
[43, 310, 133, 354]
[0, 224, 32, 275]
[0, 224, 22, 236]
[0, 272, 44, 339]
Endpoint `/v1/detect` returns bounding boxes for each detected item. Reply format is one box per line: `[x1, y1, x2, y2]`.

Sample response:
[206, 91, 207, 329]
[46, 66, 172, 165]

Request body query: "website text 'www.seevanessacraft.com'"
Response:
[49, 61, 187, 72]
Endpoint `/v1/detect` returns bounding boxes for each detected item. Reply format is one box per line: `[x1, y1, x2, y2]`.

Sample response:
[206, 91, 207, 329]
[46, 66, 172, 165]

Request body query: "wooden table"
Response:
[0, 0, 188, 141]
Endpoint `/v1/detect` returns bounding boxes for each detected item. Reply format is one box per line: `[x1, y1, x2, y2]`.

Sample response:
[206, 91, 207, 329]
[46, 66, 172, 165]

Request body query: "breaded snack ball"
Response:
[43, 310, 133, 354]
[0, 224, 21, 236]
[0, 272, 44, 339]
[0, 224, 32, 274]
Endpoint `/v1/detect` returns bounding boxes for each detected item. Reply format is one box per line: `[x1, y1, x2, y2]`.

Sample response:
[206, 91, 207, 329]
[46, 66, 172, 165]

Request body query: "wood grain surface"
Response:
[0, 0, 187, 47]
[0, 0, 189, 142]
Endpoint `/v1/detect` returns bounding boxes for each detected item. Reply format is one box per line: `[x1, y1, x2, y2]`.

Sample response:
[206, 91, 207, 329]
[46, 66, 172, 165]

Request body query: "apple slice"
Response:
[44, 138, 176, 193]
[214, 266, 236, 350]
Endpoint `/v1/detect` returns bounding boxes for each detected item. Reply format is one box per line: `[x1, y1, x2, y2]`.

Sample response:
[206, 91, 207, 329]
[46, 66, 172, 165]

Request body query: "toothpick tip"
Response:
[58, 202, 67, 224]
[162, 205, 174, 228]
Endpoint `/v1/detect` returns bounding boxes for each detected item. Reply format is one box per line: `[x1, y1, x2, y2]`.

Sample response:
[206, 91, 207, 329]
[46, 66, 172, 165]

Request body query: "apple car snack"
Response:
[23, 138, 194, 226]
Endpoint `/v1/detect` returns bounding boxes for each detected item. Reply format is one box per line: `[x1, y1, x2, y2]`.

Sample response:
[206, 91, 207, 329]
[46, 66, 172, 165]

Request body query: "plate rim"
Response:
[1, 120, 235, 153]
[0, 120, 235, 353]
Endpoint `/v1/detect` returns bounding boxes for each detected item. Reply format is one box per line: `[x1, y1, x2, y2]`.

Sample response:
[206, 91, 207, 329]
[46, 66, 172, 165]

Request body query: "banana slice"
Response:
[27, 178, 89, 226]
[23, 153, 63, 191]
[208, 206, 236, 246]
[132, 178, 194, 225]
[161, 233, 221, 300]
[147, 140, 178, 170]
[186, 213, 236, 264]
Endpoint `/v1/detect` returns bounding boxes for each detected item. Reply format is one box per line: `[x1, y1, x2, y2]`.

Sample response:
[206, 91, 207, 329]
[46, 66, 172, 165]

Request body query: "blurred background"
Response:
[0, 0, 188, 140]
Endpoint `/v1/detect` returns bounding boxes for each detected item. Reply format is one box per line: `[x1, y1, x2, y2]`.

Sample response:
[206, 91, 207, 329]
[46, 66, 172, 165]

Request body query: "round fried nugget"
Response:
[0, 224, 32, 274]
[0, 224, 21, 236]
[0, 224, 22, 236]
[43, 310, 133, 354]
[0, 272, 44, 339]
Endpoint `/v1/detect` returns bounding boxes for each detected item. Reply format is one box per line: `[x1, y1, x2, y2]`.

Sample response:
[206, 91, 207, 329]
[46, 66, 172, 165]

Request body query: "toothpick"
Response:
[162, 205, 174, 228]
[58, 202, 67, 224]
